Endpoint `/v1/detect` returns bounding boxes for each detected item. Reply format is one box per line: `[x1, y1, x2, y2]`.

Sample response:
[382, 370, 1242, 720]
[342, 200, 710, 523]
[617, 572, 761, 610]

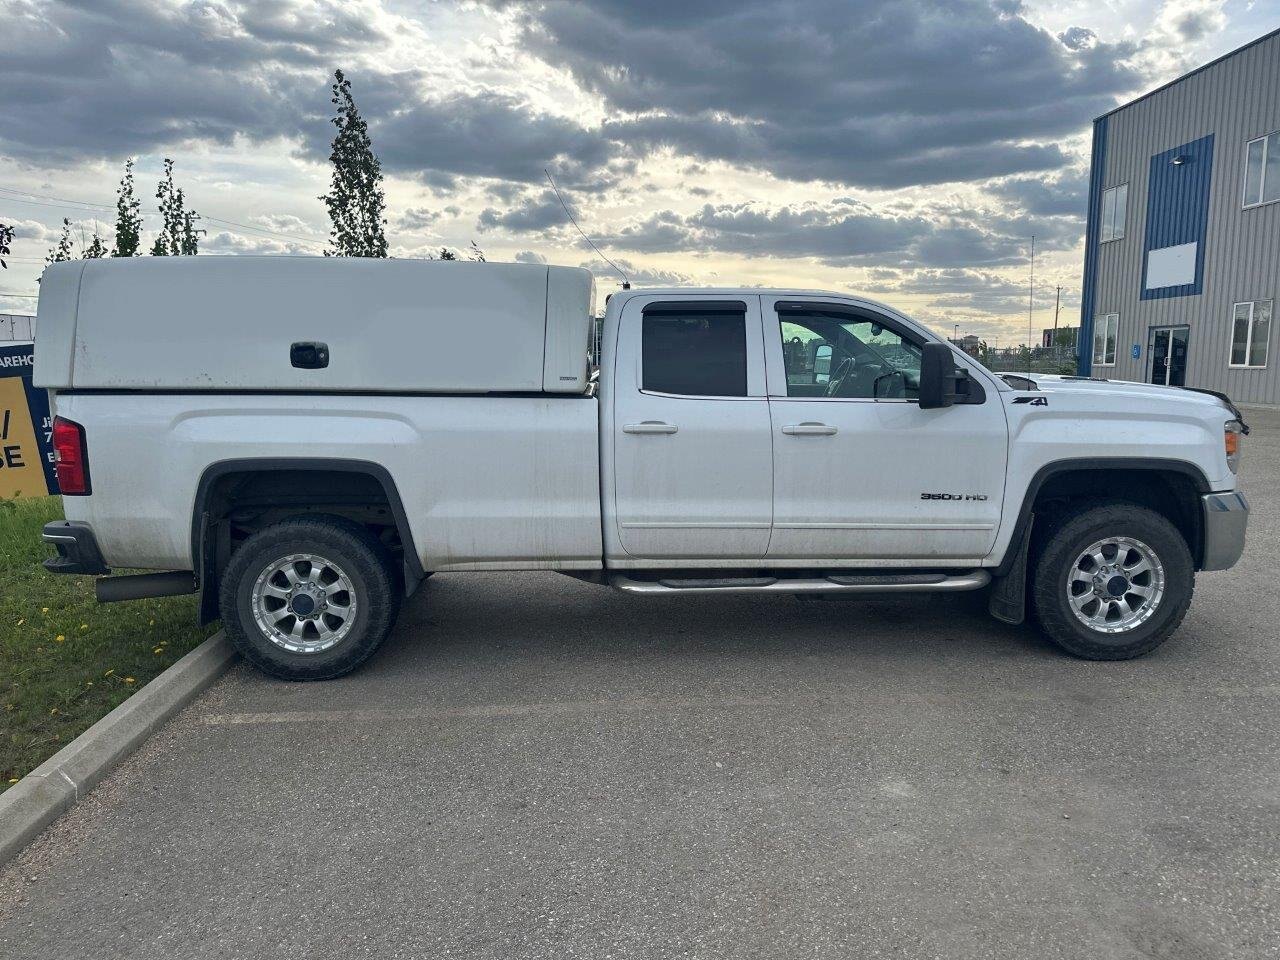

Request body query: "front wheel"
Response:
[1032, 501, 1194, 660]
[220, 517, 401, 680]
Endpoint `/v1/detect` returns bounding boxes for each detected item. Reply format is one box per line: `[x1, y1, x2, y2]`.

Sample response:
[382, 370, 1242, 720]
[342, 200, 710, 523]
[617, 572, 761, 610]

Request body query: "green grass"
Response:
[1, 497, 217, 790]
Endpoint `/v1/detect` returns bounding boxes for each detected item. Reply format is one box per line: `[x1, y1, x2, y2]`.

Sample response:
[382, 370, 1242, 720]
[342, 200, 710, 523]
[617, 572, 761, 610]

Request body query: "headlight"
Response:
[1225, 420, 1245, 474]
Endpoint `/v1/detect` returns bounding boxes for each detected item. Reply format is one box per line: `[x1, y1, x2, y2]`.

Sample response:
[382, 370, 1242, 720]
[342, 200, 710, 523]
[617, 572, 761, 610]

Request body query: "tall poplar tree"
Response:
[46, 219, 75, 263]
[151, 158, 202, 256]
[320, 69, 388, 257]
[112, 159, 143, 257]
[0, 222, 13, 270]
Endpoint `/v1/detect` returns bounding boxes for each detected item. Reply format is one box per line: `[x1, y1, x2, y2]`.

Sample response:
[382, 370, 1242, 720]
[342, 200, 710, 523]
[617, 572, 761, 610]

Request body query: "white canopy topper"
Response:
[35, 257, 596, 395]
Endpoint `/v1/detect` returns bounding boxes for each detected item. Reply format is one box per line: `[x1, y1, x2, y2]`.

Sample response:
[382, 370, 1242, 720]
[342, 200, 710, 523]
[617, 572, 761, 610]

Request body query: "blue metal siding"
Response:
[1139, 134, 1214, 300]
[1076, 116, 1108, 376]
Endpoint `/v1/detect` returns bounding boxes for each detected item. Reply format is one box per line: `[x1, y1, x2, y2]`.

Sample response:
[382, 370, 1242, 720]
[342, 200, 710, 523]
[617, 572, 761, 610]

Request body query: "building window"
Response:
[1092, 314, 1119, 367]
[1099, 183, 1128, 242]
[1230, 300, 1272, 368]
[1243, 132, 1280, 207]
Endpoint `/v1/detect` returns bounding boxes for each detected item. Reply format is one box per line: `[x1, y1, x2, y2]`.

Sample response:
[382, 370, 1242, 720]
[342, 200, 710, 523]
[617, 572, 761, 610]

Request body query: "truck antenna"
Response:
[544, 168, 630, 289]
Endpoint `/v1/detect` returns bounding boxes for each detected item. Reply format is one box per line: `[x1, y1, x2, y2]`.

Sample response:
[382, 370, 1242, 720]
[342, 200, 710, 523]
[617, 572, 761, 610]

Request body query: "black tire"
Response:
[1032, 500, 1194, 661]
[219, 516, 400, 680]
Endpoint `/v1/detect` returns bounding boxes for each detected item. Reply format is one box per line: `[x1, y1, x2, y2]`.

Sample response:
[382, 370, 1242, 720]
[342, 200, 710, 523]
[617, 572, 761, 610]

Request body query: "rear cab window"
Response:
[641, 303, 749, 397]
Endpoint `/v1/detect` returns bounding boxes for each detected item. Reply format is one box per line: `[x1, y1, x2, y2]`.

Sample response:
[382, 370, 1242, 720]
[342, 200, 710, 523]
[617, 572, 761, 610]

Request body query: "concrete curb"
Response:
[0, 631, 236, 867]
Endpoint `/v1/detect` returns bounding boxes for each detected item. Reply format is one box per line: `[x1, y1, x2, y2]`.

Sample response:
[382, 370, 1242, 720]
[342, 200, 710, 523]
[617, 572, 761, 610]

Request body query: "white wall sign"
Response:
[1145, 242, 1197, 290]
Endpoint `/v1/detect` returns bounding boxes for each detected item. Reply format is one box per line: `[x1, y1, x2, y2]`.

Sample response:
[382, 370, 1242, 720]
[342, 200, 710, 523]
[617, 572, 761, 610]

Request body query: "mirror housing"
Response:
[919, 341, 959, 409]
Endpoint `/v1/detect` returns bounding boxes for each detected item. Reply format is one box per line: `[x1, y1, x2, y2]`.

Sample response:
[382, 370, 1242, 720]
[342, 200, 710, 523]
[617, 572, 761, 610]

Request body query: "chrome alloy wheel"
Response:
[1065, 536, 1165, 634]
[251, 553, 357, 654]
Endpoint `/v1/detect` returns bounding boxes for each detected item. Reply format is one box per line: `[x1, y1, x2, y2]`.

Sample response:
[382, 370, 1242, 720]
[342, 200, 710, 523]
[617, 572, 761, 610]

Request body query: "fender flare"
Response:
[190, 458, 426, 624]
[995, 456, 1212, 578]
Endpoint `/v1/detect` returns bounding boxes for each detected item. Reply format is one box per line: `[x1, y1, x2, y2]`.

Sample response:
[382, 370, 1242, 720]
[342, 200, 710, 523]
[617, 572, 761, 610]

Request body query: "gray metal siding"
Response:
[1091, 31, 1280, 404]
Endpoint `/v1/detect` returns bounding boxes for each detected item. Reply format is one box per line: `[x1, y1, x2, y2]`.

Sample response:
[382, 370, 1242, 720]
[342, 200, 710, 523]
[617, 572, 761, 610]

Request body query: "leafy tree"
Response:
[0, 221, 13, 269]
[320, 69, 388, 258]
[468, 240, 486, 262]
[150, 158, 202, 256]
[83, 228, 107, 259]
[112, 159, 143, 257]
[179, 208, 201, 256]
[437, 246, 457, 261]
[46, 219, 75, 264]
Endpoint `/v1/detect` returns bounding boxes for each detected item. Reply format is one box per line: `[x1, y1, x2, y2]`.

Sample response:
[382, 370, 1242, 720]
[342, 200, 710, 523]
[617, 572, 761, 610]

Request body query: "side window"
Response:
[1243, 132, 1280, 207]
[1092, 313, 1119, 366]
[777, 311, 922, 400]
[1100, 183, 1128, 242]
[642, 308, 747, 397]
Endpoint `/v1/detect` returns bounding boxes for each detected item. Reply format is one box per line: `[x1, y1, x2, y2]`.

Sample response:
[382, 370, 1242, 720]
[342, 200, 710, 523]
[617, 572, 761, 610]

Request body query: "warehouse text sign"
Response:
[0, 344, 56, 498]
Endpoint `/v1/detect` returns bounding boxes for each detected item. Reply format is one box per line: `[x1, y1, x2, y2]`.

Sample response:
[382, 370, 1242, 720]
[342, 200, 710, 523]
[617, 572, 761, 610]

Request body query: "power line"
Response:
[0, 185, 326, 250]
[0, 185, 111, 212]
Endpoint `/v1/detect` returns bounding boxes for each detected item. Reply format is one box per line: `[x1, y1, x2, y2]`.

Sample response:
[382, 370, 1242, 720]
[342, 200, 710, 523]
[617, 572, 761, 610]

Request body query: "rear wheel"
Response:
[1032, 501, 1194, 660]
[220, 517, 400, 680]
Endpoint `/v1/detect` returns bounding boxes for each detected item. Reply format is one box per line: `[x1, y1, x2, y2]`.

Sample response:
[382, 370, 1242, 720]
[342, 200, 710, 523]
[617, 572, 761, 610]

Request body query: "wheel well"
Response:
[193, 461, 423, 623]
[1027, 468, 1204, 566]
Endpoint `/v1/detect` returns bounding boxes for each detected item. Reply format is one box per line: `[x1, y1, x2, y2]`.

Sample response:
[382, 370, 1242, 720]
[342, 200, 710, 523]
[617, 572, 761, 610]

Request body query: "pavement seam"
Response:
[0, 631, 237, 868]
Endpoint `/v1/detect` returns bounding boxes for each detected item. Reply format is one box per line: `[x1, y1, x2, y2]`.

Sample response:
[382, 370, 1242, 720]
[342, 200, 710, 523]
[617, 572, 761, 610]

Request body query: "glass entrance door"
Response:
[1148, 326, 1190, 386]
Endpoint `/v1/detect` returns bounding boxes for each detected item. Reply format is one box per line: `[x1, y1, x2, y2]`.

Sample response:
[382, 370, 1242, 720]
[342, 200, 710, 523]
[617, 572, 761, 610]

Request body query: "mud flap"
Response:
[988, 515, 1033, 625]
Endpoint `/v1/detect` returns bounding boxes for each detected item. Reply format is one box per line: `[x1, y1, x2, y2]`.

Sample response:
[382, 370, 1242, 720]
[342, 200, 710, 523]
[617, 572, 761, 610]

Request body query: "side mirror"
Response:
[918, 341, 958, 409]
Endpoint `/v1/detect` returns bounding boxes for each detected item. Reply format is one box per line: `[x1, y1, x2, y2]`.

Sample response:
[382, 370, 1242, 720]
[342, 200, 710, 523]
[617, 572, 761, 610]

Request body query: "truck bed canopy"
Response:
[34, 257, 595, 395]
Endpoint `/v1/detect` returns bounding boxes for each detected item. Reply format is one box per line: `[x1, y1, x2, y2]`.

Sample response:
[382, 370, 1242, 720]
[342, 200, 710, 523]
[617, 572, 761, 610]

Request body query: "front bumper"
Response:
[1201, 491, 1249, 572]
[41, 521, 110, 576]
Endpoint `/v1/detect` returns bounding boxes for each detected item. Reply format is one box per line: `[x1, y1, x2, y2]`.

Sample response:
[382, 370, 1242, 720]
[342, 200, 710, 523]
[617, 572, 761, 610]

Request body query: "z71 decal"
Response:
[1011, 396, 1048, 405]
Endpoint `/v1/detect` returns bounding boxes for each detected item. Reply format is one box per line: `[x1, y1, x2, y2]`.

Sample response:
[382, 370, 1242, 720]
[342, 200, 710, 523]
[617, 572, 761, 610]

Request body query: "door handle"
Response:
[782, 422, 838, 436]
[623, 421, 678, 435]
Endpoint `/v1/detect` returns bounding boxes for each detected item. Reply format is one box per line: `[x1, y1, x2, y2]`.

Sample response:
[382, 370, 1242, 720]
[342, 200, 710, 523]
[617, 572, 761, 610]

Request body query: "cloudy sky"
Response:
[1, 0, 1275, 344]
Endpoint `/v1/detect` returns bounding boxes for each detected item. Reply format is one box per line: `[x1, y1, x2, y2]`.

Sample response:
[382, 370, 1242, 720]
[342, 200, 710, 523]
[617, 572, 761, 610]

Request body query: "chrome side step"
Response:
[611, 570, 991, 595]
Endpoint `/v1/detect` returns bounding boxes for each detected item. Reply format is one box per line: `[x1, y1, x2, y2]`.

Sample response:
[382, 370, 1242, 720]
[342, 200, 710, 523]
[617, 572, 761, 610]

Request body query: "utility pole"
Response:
[1028, 235, 1035, 374]
[1052, 284, 1061, 347]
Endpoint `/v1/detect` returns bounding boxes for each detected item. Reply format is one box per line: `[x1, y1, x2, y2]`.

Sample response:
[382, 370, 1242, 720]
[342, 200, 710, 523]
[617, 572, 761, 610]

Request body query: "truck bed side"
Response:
[52, 393, 603, 573]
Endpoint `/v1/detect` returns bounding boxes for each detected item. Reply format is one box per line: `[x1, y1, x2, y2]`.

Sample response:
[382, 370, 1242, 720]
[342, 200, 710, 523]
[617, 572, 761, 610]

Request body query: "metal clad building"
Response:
[0, 314, 36, 342]
[1079, 28, 1280, 405]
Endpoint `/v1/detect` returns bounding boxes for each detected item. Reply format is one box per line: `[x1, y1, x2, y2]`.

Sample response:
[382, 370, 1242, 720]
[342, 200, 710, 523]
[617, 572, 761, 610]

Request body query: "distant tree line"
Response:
[40, 156, 202, 264]
[0, 69, 484, 270]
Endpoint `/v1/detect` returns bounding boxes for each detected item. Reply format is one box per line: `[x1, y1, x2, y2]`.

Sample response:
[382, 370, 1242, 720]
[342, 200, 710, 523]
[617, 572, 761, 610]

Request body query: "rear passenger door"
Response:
[611, 297, 773, 559]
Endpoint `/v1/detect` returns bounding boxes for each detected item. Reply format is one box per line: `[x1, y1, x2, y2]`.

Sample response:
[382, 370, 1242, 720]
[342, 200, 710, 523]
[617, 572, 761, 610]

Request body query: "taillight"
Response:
[1225, 420, 1244, 475]
[52, 416, 91, 495]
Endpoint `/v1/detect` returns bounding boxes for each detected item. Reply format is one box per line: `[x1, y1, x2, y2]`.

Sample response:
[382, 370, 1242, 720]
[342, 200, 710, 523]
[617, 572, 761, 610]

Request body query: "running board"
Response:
[611, 571, 991, 595]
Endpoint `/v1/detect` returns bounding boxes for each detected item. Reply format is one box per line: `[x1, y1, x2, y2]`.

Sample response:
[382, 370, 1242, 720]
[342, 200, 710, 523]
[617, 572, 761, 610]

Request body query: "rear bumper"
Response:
[1200, 491, 1249, 572]
[41, 521, 110, 576]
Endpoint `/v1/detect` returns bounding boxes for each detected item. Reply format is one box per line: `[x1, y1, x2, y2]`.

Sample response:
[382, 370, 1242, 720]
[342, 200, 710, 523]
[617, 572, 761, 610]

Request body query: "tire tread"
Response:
[1032, 500, 1194, 661]
[219, 516, 399, 680]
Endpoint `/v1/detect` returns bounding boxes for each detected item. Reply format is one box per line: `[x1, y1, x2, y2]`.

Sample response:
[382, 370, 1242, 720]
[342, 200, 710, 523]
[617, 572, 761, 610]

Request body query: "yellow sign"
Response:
[0, 376, 49, 499]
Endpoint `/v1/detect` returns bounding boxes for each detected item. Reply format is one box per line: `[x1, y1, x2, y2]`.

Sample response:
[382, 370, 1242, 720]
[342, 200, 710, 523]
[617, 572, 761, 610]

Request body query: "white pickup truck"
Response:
[35, 257, 1249, 679]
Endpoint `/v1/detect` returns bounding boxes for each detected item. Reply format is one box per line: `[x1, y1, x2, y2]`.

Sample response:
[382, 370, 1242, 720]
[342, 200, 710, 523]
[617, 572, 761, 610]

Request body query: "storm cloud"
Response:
[496, 0, 1142, 188]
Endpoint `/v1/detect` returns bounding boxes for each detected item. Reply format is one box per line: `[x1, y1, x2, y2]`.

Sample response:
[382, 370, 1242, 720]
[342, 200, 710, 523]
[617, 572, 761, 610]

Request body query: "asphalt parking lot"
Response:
[2, 409, 1278, 960]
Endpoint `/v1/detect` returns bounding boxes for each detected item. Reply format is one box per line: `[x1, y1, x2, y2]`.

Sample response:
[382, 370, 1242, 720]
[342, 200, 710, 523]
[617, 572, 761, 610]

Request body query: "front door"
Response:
[611, 296, 773, 559]
[1148, 326, 1190, 386]
[762, 297, 1008, 563]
